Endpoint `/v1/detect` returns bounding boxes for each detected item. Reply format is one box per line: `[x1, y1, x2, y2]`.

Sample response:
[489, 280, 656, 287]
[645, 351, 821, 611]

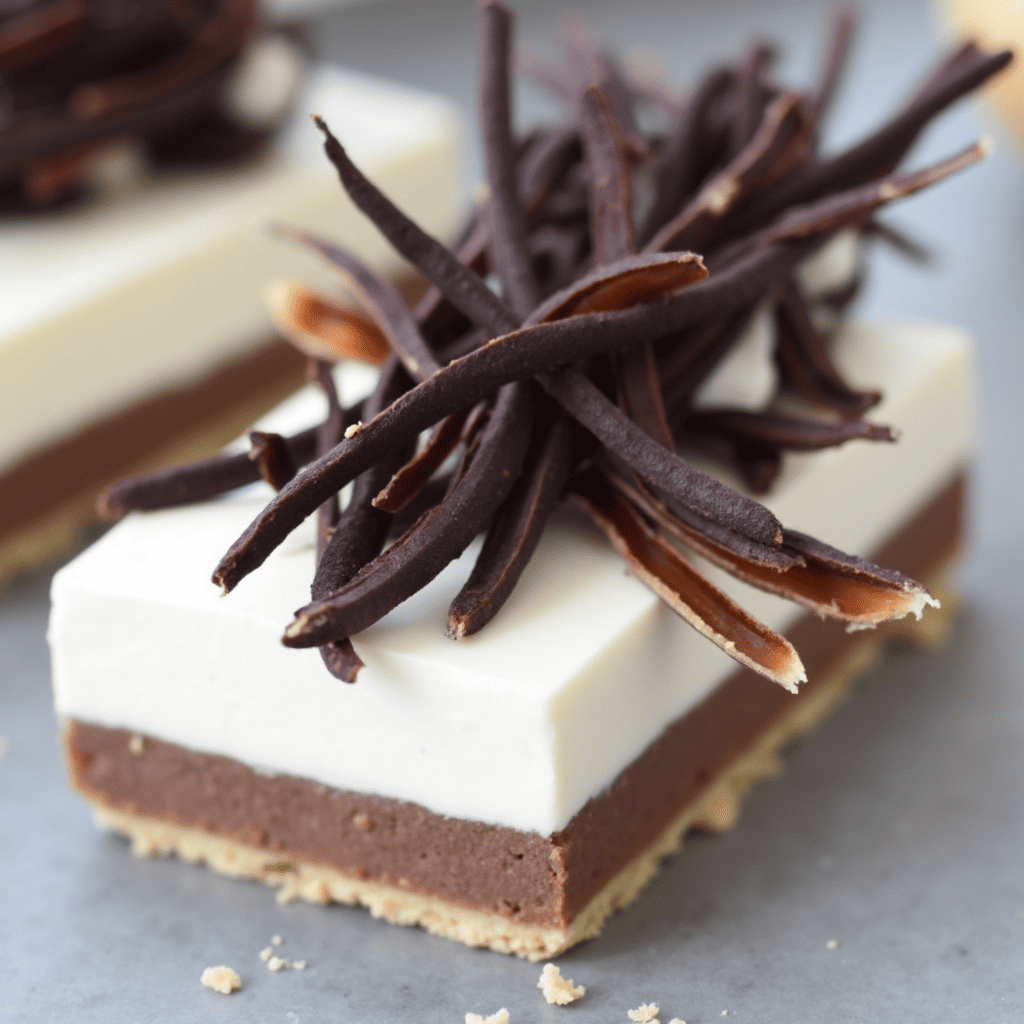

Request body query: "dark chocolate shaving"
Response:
[248, 431, 297, 491]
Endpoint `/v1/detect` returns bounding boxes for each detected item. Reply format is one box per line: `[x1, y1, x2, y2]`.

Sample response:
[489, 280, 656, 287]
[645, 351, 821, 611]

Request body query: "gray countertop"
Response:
[2, 0, 1022, 1020]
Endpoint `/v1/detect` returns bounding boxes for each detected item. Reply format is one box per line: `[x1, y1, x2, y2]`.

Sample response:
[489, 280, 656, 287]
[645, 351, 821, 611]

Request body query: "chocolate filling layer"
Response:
[64, 472, 964, 929]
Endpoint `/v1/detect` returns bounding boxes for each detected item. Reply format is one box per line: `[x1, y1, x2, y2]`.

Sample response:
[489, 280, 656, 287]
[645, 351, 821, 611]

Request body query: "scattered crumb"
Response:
[271, 934, 283, 946]
[721, 1012, 729, 1017]
[538, 963, 585, 1005]
[827, 940, 839, 950]
[259, 946, 273, 962]
[668, 1020, 687, 1024]
[128, 733, 145, 755]
[344, 421, 363, 438]
[353, 811, 375, 832]
[629, 1004, 660, 1023]
[200, 966, 242, 994]
[267, 956, 288, 972]
[465, 1010, 509, 1024]
[293, 960, 307, 971]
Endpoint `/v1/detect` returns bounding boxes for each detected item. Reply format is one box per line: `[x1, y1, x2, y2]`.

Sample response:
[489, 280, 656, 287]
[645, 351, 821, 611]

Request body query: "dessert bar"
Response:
[50, 4, 1005, 957]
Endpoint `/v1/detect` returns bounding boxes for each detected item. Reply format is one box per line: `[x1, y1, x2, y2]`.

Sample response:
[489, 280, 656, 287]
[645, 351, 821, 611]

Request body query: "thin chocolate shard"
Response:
[781, 528, 940, 626]
[773, 276, 880, 415]
[723, 44, 1011, 235]
[540, 368, 783, 548]
[479, 0, 541, 319]
[603, 466, 799, 570]
[98, 425, 321, 517]
[448, 410, 574, 637]
[248, 431, 297, 491]
[742, 139, 990, 253]
[284, 383, 535, 646]
[571, 469, 806, 692]
[265, 281, 391, 366]
[808, 7, 856, 130]
[558, 13, 649, 158]
[728, 41, 775, 156]
[311, 360, 344, 557]
[681, 407, 897, 451]
[579, 83, 638, 265]
[373, 405, 474, 514]
[610, 469, 936, 628]
[646, 91, 814, 254]
[274, 227, 440, 381]
[637, 65, 733, 245]
[313, 115, 518, 337]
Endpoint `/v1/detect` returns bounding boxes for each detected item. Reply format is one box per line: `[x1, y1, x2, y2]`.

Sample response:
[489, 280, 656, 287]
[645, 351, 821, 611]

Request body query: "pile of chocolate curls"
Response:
[1, 0, 272, 213]
[102, 3, 1009, 689]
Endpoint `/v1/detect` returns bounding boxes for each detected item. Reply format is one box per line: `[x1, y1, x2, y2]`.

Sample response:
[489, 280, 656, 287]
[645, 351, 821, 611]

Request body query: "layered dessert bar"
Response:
[50, 5, 1008, 958]
[0, 3, 464, 584]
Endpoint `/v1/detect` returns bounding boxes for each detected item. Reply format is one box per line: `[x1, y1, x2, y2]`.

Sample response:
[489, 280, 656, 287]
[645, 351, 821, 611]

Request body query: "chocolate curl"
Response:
[310, 357, 412, 681]
[772, 277, 881, 415]
[448, 407, 575, 637]
[248, 431, 297, 491]
[571, 469, 806, 692]
[647, 90, 814, 254]
[558, 13, 648, 158]
[728, 41, 775, 156]
[637, 65, 733, 244]
[265, 281, 390, 365]
[722, 43, 1012, 237]
[98, 425, 322, 517]
[681, 407, 897, 451]
[609, 470, 936, 628]
[579, 84, 638, 265]
[541, 368, 783, 548]
[478, 0, 540, 318]
[274, 227, 441, 380]
[808, 7, 856, 131]
[283, 383, 535, 646]
[372, 405, 474, 514]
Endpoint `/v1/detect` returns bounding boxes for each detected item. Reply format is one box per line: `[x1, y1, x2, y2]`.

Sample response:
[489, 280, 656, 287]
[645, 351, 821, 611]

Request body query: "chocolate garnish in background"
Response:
[99, 2, 1010, 687]
[0, 0, 295, 213]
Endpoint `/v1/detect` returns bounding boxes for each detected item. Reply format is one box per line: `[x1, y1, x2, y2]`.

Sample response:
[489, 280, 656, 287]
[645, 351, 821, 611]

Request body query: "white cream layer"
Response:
[0, 66, 464, 475]
[50, 321, 971, 836]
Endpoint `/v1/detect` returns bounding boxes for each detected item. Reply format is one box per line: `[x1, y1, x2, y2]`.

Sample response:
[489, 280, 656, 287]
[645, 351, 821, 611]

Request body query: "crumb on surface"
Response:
[465, 1010, 510, 1024]
[721, 1012, 729, 1017]
[668, 1020, 687, 1024]
[259, 946, 273, 962]
[200, 966, 242, 994]
[344, 421, 363, 438]
[827, 939, 839, 950]
[271, 934, 283, 946]
[267, 955, 288, 972]
[293, 960, 307, 970]
[128, 734, 145, 755]
[629, 1004, 660, 1023]
[538, 963, 585, 1005]
[353, 811, 375, 832]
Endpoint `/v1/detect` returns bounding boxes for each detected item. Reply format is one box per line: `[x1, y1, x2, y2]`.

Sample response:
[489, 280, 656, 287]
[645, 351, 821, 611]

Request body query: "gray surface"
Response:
[2, 0, 1023, 1020]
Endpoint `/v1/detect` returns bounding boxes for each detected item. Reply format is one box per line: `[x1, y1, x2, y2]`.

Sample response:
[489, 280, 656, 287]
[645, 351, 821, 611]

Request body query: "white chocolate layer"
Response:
[0, 66, 464, 475]
[49, 321, 971, 836]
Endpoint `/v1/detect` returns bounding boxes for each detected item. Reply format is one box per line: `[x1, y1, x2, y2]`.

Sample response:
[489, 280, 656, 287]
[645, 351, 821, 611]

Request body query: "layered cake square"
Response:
[48, 3, 1007, 958]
